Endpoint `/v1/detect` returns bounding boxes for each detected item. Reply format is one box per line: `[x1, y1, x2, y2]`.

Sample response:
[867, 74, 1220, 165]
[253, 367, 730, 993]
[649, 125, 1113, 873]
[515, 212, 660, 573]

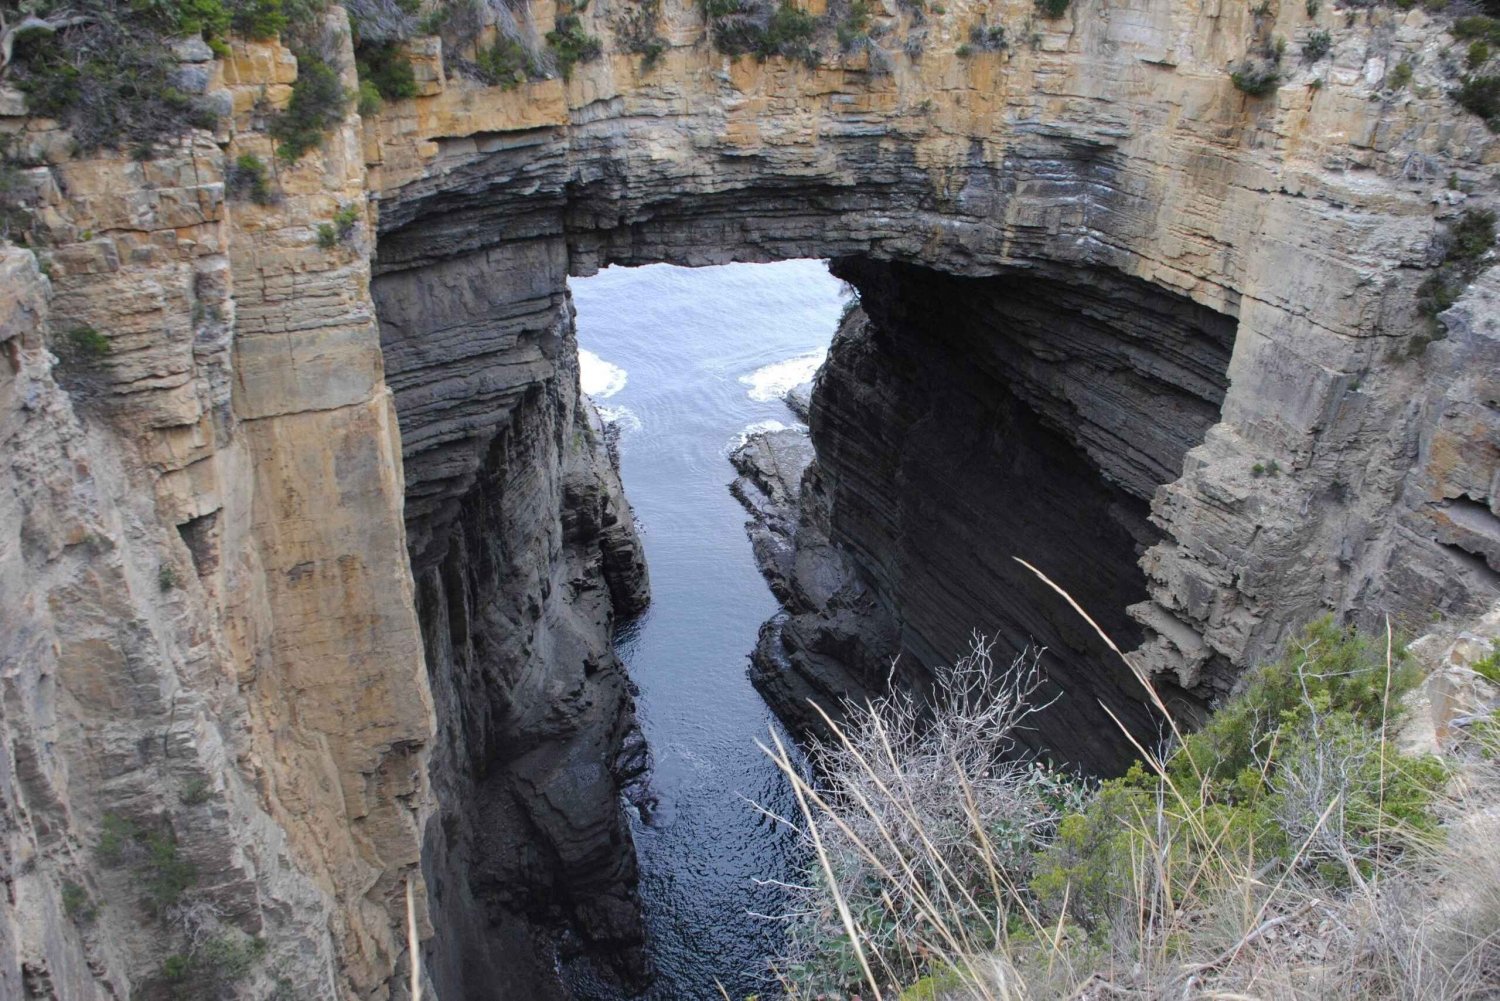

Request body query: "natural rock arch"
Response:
[365, 16, 1499, 988]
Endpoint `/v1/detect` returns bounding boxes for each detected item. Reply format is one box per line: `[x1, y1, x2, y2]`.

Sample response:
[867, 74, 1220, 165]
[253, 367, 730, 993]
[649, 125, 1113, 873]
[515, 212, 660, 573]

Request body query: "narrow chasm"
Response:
[373, 246, 1242, 999]
[748, 257, 1238, 774]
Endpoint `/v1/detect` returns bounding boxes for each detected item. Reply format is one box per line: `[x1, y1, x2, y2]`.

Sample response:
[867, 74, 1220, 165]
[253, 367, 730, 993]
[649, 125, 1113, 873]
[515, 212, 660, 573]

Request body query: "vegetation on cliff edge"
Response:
[767, 616, 1496, 1000]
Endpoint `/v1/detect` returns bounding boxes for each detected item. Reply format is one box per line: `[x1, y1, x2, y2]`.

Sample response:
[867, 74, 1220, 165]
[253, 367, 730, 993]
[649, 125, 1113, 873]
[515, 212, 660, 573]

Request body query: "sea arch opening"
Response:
[369, 175, 1240, 997]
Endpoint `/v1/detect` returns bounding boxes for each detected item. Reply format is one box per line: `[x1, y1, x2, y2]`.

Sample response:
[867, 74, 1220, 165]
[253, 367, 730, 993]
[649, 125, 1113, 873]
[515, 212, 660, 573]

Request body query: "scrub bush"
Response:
[546, 6, 603, 81]
[1303, 28, 1332, 60]
[1417, 208, 1496, 323]
[8, 2, 222, 152]
[269, 49, 347, 163]
[769, 615, 1480, 1001]
[355, 40, 419, 101]
[226, 153, 275, 204]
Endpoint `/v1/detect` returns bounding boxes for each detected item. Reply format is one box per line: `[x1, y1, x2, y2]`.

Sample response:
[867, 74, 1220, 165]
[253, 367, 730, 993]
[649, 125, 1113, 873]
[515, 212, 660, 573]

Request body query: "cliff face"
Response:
[372, 254, 651, 996]
[0, 15, 444, 997]
[750, 255, 1241, 770]
[368, 0, 1498, 765]
[1, 0, 1497, 998]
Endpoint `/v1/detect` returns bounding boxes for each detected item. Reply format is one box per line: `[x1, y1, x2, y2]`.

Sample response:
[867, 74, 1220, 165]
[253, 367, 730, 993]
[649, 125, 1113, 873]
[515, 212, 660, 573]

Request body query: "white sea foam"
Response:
[579, 347, 628, 398]
[723, 419, 803, 456]
[739, 350, 826, 403]
[596, 404, 642, 434]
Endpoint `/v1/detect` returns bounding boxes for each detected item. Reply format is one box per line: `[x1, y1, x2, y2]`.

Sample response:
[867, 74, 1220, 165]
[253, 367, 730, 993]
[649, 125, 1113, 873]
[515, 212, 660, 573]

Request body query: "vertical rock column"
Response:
[219, 18, 437, 994]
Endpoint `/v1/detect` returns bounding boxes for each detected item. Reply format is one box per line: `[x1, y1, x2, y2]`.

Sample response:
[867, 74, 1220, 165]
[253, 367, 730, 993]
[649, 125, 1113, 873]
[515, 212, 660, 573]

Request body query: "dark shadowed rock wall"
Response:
[748, 258, 1236, 771]
[372, 252, 650, 998]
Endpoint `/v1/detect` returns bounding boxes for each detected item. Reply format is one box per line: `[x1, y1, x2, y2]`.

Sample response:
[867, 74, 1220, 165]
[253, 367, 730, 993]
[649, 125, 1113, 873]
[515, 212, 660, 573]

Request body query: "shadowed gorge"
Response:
[362, 7, 1500, 986]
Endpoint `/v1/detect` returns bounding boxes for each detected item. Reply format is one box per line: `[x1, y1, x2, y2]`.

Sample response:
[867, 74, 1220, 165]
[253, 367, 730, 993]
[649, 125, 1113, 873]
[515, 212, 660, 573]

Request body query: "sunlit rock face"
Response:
[3, 0, 1498, 998]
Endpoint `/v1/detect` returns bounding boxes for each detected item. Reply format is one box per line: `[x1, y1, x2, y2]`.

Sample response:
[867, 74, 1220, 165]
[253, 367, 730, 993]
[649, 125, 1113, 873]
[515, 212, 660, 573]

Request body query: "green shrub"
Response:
[1456, 74, 1500, 127]
[1388, 58, 1413, 90]
[132, 0, 231, 38]
[1231, 60, 1281, 95]
[474, 35, 538, 88]
[1174, 617, 1420, 783]
[1450, 208, 1497, 259]
[158, 562, 181, 591]
[1303, 28, 1332, 60]
[837, 0, 872, 51]
[95, 814, 199, 914]
[1034, 619, 1444, 927]
[1306, 0, 1321, 16]
[96, 813, 136, 867]
[159, 934, 267, 998]
[333, 203, 360, 237]
[759, 0, 819, 63]
[1418, 208, 1496, 321]
[61, 881, 96, 923]
[1035, 0, 1070, 18]
[618, 0, 667, 69]
[57, 325, 111, 366]
[355, 41, 420, 101]
[547, 12, 604, 80]
[356, 79, 383, 116]
[179, 777, 214, 806]
[1472, 643, 1500, 683]
[316, 223, 338, 248]
[229, 0, 288, 38]
[705, 0, 820, 64]
[226, 153, 275, 205]
[269, 51, 347, 163]
[1453, 15, 1500, 44]
[12, 21, 220, 152]
[1469, 40, 1492, 69]
[967, 23, 1007, 51]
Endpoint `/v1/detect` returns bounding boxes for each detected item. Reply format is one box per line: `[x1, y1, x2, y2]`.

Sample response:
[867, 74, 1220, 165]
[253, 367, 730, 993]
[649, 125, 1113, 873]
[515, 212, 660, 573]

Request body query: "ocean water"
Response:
[567, 260, 849, 999]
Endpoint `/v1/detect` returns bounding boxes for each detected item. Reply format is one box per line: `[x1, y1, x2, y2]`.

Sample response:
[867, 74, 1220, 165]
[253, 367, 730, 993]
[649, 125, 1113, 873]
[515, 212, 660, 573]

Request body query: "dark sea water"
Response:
[566, 260, 848, 1000]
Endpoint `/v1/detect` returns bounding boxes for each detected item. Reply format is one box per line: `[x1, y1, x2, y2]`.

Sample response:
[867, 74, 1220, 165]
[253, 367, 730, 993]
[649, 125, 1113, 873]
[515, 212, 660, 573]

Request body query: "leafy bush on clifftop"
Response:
[769, 616, 1493, 1000]
[268, 47, 347, 162]
[546, 6, 604, 81]
[5, 0, 224, 151]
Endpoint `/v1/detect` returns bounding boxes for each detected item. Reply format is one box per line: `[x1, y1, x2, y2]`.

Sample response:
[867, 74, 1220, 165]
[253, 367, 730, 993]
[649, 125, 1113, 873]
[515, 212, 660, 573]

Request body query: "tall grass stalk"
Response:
[763, 581, 1499, 1000]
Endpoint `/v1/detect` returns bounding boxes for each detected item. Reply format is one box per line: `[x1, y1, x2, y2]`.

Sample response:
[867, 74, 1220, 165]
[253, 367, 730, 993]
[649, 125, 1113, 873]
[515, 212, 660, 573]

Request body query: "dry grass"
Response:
[763, 597, 1500, 1001]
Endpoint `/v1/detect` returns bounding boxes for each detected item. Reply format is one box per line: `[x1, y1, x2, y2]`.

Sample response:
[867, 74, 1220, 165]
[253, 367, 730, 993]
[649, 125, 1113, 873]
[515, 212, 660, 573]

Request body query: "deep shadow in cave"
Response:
[753, 255, 1239, 776]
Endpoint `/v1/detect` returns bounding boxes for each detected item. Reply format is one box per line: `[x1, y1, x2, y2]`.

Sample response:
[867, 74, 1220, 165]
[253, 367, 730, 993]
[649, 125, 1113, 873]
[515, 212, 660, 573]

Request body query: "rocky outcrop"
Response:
[751, 257, 1243, 769]
[730, 425, 817, 604]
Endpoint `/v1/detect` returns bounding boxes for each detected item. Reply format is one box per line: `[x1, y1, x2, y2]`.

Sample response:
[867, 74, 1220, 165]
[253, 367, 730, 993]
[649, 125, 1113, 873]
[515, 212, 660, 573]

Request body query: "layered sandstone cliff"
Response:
[1, 0, 1497, 998]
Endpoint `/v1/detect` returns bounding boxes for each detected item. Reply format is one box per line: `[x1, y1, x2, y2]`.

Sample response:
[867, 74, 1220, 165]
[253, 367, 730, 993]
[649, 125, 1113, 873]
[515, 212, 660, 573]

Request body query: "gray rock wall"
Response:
[372, 245, 650, 999]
